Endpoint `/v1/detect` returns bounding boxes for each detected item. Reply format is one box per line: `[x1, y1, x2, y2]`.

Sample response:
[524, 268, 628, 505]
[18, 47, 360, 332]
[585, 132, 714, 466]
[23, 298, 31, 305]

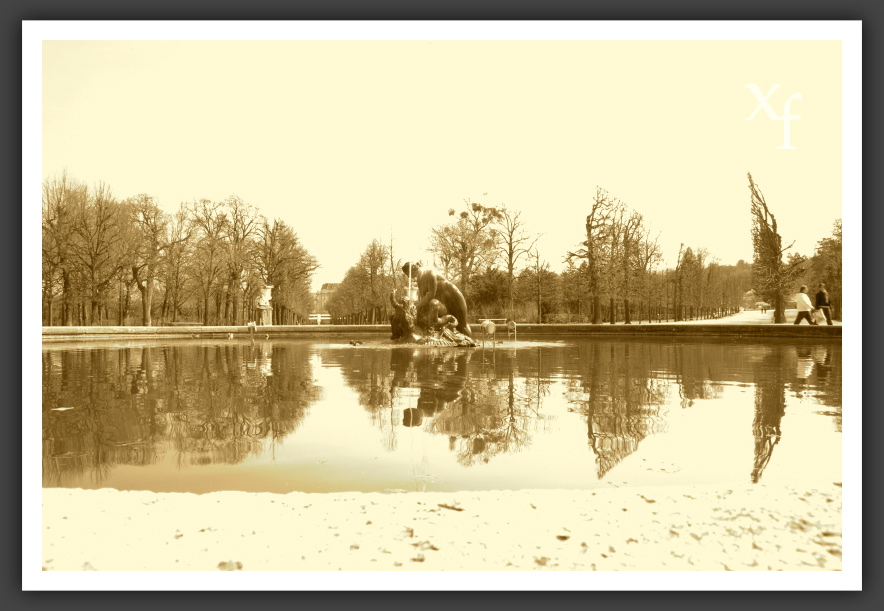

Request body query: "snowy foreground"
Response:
[42, 484, 842, 572]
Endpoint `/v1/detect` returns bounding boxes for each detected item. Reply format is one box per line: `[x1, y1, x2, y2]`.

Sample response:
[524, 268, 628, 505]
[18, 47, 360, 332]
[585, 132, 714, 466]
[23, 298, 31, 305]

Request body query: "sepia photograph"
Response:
[24, 21, 860, 589]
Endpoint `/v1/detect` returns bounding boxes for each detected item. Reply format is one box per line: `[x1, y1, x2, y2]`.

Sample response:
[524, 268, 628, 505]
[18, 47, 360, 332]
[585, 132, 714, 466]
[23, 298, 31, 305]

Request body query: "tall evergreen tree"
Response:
[748, 173, 805, 323]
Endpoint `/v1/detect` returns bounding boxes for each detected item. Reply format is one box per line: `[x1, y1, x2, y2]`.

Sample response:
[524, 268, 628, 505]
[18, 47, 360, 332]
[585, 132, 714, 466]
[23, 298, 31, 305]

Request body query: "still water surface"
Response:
[42, 337, 841, 494]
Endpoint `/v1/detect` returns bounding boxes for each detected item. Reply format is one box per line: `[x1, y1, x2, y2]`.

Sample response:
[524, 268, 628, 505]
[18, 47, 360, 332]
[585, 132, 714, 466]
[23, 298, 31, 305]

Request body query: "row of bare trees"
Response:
[326, 201, 541, 324]
[565, 187, 667, 323]
[42, 172, 318, 326]
[438, 189, 746, 323]
[327, 190, 751, 324]
[326, 239, 396, 324]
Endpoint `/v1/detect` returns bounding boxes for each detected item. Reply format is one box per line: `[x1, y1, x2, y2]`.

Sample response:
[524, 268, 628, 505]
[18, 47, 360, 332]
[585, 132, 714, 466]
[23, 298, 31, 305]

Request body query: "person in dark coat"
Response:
[815, 283, 834, 325]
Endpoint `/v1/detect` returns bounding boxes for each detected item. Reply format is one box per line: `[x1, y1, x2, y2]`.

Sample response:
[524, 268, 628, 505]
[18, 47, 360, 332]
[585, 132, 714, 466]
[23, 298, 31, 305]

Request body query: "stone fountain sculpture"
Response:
[389, 262, 477, 347]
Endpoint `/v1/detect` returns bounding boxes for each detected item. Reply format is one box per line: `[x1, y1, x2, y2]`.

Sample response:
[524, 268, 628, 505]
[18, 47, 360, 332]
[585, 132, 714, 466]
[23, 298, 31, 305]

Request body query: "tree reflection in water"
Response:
[567, 342, 668, 479]
[43, 338, 842, 489]
[751, 346, 787, 483]
[331, 338, 842, 482]
[42, 341, 319, 487]
[750, 342, 842, 482]
[428, 348, 545, 467]
[809, 344, 841, 432]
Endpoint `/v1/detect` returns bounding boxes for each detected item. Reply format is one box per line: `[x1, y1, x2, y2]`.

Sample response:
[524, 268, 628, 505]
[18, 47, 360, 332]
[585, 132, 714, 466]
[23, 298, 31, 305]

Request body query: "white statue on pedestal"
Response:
[257, 285, 273, 326]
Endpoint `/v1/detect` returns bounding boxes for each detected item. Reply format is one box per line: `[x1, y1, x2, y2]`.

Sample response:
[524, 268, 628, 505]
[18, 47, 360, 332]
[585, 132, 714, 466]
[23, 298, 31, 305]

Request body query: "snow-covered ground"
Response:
[41, 482, 841, 572]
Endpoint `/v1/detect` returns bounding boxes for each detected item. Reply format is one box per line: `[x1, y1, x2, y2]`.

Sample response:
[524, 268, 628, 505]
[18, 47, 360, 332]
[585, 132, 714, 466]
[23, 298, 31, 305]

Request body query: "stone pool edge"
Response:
[42, 323, 842, 342]
[40, 482, 842, 572]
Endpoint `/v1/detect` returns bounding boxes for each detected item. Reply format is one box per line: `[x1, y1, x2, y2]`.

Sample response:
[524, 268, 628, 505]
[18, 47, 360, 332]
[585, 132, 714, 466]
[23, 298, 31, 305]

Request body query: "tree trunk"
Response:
[774, 293, 785, 324]
[232, 290, 240, 326]
[624, 299, 631, 324]
[592, 295, 601, 324]
[62, 270, 73, 326]
[160, 286, 170, 325]
[138, 281, 153, 326]
[536, 279, 542, 324]
[121, 283, 130, 325]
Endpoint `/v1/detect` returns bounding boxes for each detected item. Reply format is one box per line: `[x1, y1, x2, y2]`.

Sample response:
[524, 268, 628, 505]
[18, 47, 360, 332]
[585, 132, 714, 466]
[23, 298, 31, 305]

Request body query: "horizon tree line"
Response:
[329, 189, 780, 325]
[41, 172, 842, 326]
[41, 171, 318, 326]
[329, 178, 842, 325]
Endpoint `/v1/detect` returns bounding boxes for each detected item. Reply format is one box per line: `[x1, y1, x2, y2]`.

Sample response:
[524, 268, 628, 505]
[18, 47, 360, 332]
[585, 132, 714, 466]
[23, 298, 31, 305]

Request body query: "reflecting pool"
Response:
[41, 337, 842, 494]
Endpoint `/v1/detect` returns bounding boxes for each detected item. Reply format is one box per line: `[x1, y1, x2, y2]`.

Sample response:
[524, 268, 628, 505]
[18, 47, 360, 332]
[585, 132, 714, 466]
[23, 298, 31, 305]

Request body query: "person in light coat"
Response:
[793, 285, 817, 325]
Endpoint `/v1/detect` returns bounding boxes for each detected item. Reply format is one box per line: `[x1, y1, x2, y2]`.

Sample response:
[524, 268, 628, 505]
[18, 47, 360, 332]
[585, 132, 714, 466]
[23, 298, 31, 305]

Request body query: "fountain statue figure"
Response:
[389, 262, 476, 347]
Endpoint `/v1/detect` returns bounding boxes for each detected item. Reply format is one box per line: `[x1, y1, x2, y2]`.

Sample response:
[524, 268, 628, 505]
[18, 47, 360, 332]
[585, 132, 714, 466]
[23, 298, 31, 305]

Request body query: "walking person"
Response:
[793, 285, 817, 325]
[815, 283, 834, 325]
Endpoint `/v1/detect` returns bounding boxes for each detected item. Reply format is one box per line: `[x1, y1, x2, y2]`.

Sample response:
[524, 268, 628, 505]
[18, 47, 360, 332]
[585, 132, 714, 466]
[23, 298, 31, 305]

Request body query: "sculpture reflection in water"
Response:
[337, 346, 543, 466]
[42, 342, 319, 487]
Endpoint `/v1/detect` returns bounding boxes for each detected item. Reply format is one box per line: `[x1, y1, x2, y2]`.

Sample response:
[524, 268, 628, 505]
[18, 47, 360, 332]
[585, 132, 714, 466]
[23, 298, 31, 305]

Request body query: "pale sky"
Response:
[42, 39, 843, 292]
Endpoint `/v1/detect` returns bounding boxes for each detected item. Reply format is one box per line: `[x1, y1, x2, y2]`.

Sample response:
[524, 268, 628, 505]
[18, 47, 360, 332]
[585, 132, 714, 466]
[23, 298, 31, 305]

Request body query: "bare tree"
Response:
[516, 247, 561, 323]
[157, 204, 195, 324]
[495, 207, 539, 319]
[673, 244, 697, 321]
[567, 187, 617, 324]
[68, 183, 136, 324]
[187, 199, 228, 324]
[619, 210, 643, 324]
[42, 171, 87, 325]
[560, 260, 588, 321]
[129, 194, 189, 326]
[221, 196, 260, 325]
[253, 217, 319, 324]
[41, 231, 63, 325]
[429, 200, 501, 297]
[600, 202, 643, 324]
[636, 228, 662, 323]
[327, 240, 391, 323]
[359, 239, 392, 323]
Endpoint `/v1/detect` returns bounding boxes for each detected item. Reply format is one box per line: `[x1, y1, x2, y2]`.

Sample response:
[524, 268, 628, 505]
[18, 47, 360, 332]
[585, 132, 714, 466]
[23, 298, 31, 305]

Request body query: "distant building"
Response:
[313, 283, 340, 314]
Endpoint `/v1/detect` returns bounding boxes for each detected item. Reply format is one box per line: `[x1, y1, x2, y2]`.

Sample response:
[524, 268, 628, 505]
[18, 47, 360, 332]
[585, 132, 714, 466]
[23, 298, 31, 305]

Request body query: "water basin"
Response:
[41, 336, 842, 494]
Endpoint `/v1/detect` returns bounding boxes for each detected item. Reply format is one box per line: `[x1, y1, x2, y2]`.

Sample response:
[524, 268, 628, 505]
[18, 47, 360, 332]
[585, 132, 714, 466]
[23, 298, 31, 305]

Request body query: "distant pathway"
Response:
[652, 309, 842, 326]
